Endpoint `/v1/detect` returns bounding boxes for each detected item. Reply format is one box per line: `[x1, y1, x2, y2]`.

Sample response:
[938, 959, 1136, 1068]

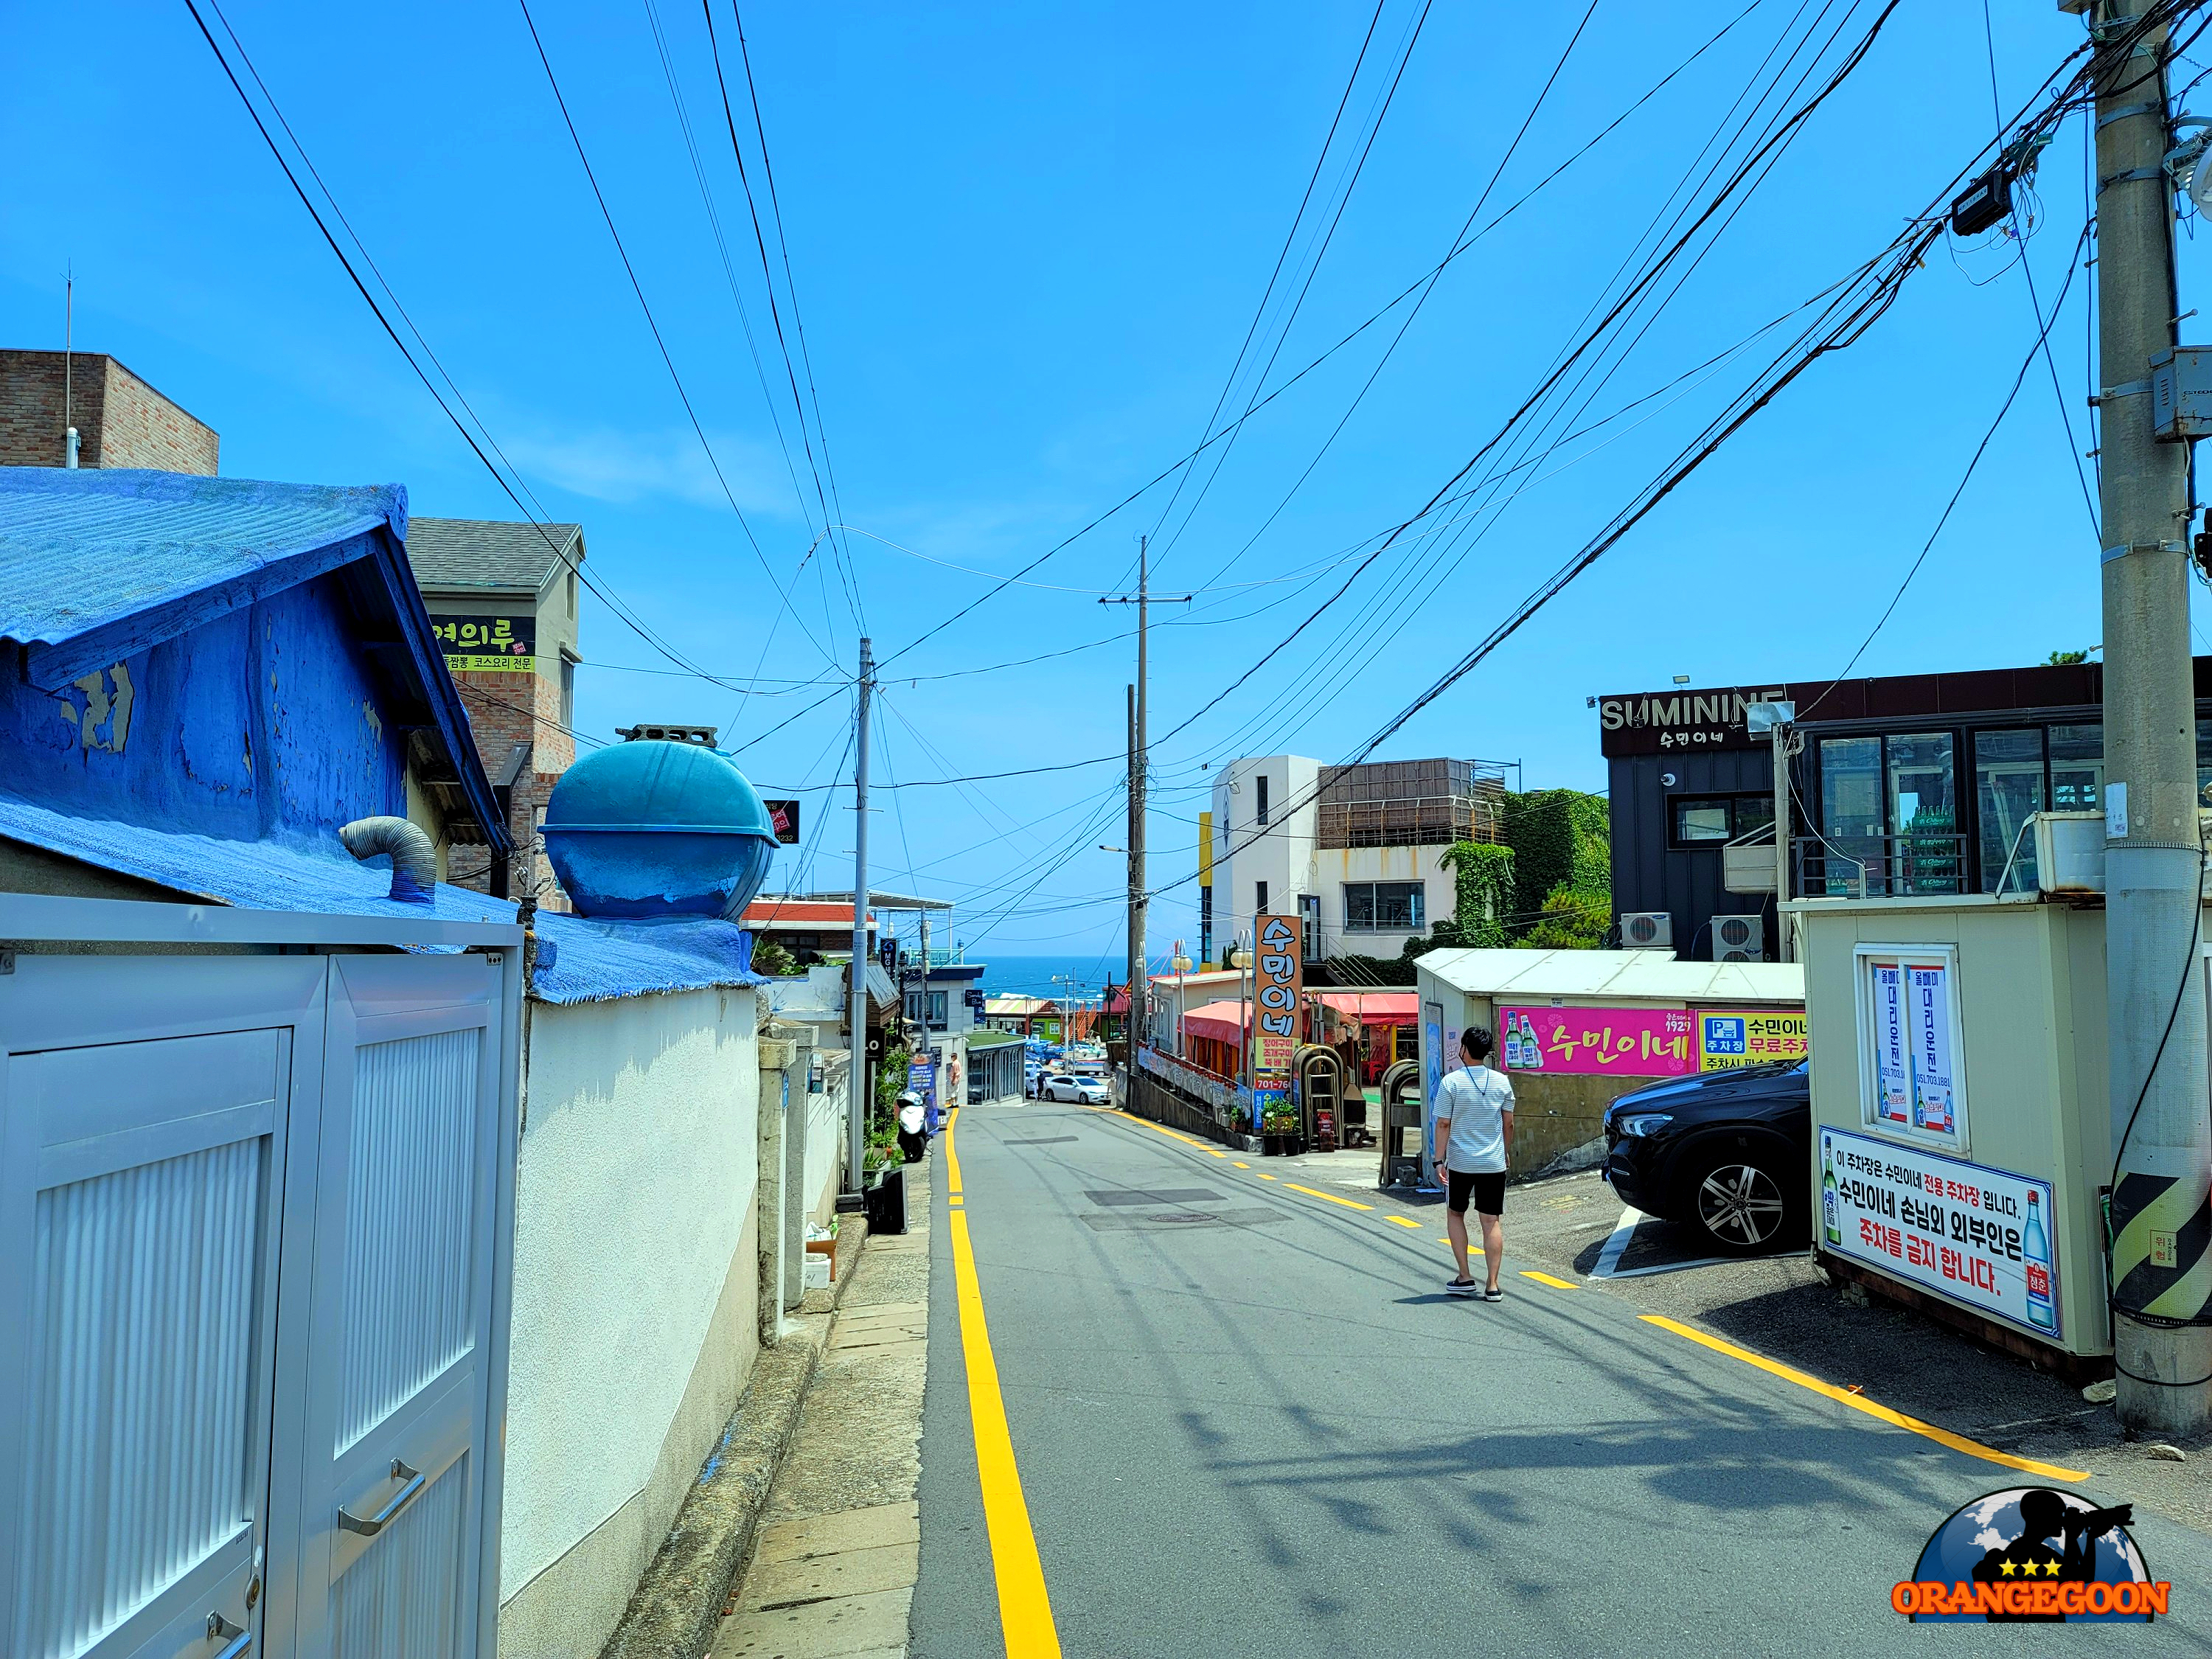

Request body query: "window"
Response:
[1256, 880, 1269, 916]
[1256, 774, 1270, 827]
[1666, 795, 1773, 847]
[560, 655, 576, 731]
[567, 569, 579, 616]
[929, 990, 948, 1025]
[1852, 943, 1966, 1151]
[1343, 881, 1425, 931]
[1673, 798, 1733, 843]
[1975, 729, 2044, 891]
[2049, 723, 2102, 813]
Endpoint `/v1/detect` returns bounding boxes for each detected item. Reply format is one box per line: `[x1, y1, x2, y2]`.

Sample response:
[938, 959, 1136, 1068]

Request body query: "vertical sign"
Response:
[1254, 912, 1304, 1074]
[1907, 964, 1955, 1133]
[1872, 962, 1910, 1127]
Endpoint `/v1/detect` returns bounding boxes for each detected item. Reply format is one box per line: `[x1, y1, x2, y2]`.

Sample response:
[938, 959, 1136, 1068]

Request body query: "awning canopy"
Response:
[1312, 991, 1417, 1026]
[1182, 999, 1251, 1043]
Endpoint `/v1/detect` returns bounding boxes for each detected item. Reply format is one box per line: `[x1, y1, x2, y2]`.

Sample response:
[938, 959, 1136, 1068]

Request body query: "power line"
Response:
[515, 0, 838, 669]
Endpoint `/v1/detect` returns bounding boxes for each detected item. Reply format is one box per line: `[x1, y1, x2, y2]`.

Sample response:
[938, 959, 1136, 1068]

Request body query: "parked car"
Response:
[1601, 1060, 1810, 1254]
[1043, 1073, 1107, 1105]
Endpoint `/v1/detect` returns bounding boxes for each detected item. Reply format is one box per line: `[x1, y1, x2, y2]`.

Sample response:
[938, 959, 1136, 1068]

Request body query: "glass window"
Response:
[2049, 723, 2102, 813]
[1256, 880, 1269, 916]
[1818, 737, 1883, 894]
[929, 990, 948, 1024]
[1671, 798, 1734, 844]
[1888, 732, 1960, 894]
[1735, 795, 1775, 835]
[1975, 729, 2045, 892]
[1256, 774, 1270, 827]
[1343, 881, 1424, 931]
[2198, 719, 2212, 810]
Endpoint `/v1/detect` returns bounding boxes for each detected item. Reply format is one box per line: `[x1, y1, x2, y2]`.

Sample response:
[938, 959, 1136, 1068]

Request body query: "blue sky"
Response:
[5, 1, 2197, 961]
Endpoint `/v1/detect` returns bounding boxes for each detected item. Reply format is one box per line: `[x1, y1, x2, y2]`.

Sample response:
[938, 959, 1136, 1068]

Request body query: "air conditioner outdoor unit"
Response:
[1713, 914, 1764, 961]
[1619, 911, 1673, 950]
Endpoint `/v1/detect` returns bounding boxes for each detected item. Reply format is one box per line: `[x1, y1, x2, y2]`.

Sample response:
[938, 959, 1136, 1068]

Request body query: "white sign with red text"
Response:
[1820, 1125, 2059, 1340]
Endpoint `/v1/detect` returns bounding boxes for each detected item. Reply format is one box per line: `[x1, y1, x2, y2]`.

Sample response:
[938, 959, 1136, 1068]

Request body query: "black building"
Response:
[1601, 660, 2212, 961]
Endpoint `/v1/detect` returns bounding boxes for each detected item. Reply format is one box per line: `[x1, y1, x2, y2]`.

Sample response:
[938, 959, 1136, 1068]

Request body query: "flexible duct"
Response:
[339, 816, 438, 904]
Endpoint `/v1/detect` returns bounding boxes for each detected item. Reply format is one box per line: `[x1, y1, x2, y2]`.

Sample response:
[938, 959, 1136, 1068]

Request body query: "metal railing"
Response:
[1792, 832, 1968, 899]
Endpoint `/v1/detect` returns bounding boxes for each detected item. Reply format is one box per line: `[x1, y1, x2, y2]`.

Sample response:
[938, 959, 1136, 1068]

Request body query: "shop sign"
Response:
[908, 1056, 936, 1110]
[1821, 1126, 2058, 1339]
[1596, 685, 1786, 757]
[1697, 1008, 1809, 1071]
[433, 612, 536, 672]
[1860, 950, 1961, 1140]
[1254, 912, 1304, 1073]
[1498, 1004, 1694, 1076]
[764, 799, 800, 844]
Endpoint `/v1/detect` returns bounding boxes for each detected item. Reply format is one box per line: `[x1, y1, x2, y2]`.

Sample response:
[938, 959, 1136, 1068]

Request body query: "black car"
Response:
[1601, 1060, 1810, 1254]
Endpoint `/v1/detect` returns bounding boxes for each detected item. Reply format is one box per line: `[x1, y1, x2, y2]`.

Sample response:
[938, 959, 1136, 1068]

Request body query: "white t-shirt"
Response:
[1434, 1062, 1513, 1174]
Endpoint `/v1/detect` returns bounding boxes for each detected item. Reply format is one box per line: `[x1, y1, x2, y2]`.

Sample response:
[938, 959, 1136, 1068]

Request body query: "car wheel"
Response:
[1688, 1151, 1796, 1254]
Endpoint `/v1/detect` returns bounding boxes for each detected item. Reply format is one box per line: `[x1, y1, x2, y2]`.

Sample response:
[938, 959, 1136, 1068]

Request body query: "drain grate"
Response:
[1085, 1188, 1223, 1207]
[1081, 1207, 1287, 1231]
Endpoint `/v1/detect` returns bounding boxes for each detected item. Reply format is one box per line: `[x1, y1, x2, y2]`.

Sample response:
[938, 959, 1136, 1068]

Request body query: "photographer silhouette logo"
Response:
[1893, 1486, 2169, 1622]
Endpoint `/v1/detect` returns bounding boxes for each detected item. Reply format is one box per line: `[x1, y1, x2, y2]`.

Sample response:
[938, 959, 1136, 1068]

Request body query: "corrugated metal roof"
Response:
[0, 467, 404, 647]
[406, 517, 581, 594]
[0, 793, 764, 1004]
[1413, 947, 1804, 1004]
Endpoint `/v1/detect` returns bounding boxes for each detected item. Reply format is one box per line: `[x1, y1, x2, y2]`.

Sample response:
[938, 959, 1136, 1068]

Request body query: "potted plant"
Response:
[1262, 1107, 1300, 1156]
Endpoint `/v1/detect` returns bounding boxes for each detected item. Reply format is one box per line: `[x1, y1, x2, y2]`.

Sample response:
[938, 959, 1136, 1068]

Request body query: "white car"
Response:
[1042, 1074, 1107, 1104]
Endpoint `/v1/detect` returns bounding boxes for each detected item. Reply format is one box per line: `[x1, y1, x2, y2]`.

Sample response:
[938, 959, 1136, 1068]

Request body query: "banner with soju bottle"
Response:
[1820, 1125, 2059, 1340]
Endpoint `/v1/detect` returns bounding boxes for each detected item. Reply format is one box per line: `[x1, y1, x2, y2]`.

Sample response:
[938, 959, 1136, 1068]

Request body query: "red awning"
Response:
[1182, 999, 1251, 1043]
[1312, 992, 1417, 1026]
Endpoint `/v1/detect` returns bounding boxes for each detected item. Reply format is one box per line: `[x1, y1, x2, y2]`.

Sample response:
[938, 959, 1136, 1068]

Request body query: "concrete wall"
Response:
[806, 1049, 849, 1225]
[498, 985, 763, 1659]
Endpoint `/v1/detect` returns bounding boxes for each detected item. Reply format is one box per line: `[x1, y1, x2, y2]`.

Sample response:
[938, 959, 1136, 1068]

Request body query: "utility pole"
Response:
[1099, 535, 1190, 1060]
[918, 910, 933, 1113]
[844, 636, 874, 1205]
[2093, 0, 2212, 1435]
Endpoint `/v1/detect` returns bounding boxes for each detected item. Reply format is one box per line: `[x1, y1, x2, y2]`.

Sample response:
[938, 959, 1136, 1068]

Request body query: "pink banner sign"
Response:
[1497, 1005, 1696, 1077]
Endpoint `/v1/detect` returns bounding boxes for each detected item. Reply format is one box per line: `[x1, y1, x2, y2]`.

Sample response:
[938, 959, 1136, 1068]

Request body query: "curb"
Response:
[597, 1220, 872, 1659]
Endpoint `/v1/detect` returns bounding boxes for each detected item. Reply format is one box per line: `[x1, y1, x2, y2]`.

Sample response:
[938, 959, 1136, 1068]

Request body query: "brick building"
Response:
[405, 518, 585, 905]
[0, 349, 219, 473]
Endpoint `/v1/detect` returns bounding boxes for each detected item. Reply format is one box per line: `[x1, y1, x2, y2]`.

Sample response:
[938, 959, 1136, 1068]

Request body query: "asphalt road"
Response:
[911, 1101, 2212, 1657]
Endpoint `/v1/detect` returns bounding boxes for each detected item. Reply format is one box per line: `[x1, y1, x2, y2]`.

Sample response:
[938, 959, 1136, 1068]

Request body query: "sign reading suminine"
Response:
[1696, 1009, 1808, 1071]
[1821, 1126, 2057, 1338]
[1253, 912, 1304, 1075]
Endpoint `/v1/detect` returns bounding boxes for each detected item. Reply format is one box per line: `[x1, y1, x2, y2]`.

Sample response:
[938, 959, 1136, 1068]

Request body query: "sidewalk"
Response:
[710, 1161, 933, 1659]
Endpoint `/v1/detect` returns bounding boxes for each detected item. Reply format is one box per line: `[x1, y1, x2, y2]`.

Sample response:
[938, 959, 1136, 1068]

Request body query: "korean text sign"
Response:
[433, 612, 536, 672]
[1864, 953, 1958, 1136]
[1821, 1127, 2057, 1338]
[1253, 912, 1304, 1074]
[1697, 1009, 1809, 1071]
[1498, 1005, 1694, 1075]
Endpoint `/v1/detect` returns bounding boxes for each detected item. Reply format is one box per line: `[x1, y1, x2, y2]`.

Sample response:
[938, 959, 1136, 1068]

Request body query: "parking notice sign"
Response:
[1697, 1009, 1807, 1071]
[1822, 1126, 2058, 1339]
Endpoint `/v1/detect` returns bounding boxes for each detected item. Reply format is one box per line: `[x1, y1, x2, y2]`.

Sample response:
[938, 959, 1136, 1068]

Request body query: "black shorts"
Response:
[1447, 1169, 1505, 1216]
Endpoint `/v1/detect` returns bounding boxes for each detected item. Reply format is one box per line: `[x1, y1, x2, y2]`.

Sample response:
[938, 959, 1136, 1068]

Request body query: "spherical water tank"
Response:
[540, 740, 778, 921]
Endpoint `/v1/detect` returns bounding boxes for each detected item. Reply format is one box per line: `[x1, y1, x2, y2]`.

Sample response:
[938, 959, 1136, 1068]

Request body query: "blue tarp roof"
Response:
[0, 468, 406, 648]
[0, 793, 763, 1004]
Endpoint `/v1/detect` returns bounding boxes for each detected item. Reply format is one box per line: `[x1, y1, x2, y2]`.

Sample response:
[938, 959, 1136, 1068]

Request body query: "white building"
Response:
[1208, 754, 1506, 962]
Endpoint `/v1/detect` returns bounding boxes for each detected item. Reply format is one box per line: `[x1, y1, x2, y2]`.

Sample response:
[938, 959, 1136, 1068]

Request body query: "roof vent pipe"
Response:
[339, 816, 438, 904]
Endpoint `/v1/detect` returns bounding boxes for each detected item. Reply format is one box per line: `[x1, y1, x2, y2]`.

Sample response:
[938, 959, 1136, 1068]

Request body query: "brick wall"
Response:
[451, 666, 575, 908]
[0, 349, 217, 473]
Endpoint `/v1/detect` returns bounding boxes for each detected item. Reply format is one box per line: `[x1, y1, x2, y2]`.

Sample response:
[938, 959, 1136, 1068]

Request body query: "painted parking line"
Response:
[1638, 1315, 2090, 1483]
[1284, 1182, 1374, 1211]
[1590, 1203, 1733, 1281]
[945, 1113, 1065, 1656]
[1521, 1270, 1579, 1290]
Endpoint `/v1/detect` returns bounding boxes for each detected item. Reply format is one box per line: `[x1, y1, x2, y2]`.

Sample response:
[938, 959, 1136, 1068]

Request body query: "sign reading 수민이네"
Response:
[1820, 1126, 2059, 1339]
[1498, 1005, 1695, 1075]
[1697, 1009, 1809, 1071]
[434, 613, 536, 672]
[1253, 912, 1304, 1074]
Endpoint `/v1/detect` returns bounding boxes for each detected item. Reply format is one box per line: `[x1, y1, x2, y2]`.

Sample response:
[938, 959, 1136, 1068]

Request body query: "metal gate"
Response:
[0, 900, 521, 1659]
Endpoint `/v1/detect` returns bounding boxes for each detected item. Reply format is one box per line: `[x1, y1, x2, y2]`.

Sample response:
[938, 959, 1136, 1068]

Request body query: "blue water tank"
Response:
[540, 741, 779, 922]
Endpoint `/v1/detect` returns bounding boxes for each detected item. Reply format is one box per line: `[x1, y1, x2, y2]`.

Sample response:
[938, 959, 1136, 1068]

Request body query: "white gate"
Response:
[0, 902, 521, 1659]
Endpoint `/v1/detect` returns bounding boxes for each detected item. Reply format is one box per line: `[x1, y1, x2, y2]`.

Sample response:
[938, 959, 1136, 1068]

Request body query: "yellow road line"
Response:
[1521, 1270, 1578, 1290]
[1385, 1215, 1422, 1229]
[945, 1106, 964, 1197]
[1437, 1238, 1484, 1254]
[1255, 1172, 1277, 1181]
[1285, 1182, 1374, 1211]
[946, 1121, 1065, 1656]
[1232, 1161, 1251, 1169]
[1638, 1315, 2091, 1482]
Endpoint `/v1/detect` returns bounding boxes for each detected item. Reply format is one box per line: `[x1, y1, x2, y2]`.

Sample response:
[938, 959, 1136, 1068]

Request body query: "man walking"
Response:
[1431, 1026, 1513, 1300]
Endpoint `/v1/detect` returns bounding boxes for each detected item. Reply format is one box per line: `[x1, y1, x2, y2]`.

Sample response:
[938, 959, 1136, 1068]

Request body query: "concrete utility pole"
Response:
[1099, 535, 1190, 1057]
[918, 910, 933, 1109]
[844, 636, 874, 1203]
[2091, 0, 2212, 1435]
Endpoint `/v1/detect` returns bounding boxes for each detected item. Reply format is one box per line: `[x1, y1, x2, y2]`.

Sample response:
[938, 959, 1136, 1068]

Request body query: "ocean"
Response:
[969, 951, 1168, 998]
